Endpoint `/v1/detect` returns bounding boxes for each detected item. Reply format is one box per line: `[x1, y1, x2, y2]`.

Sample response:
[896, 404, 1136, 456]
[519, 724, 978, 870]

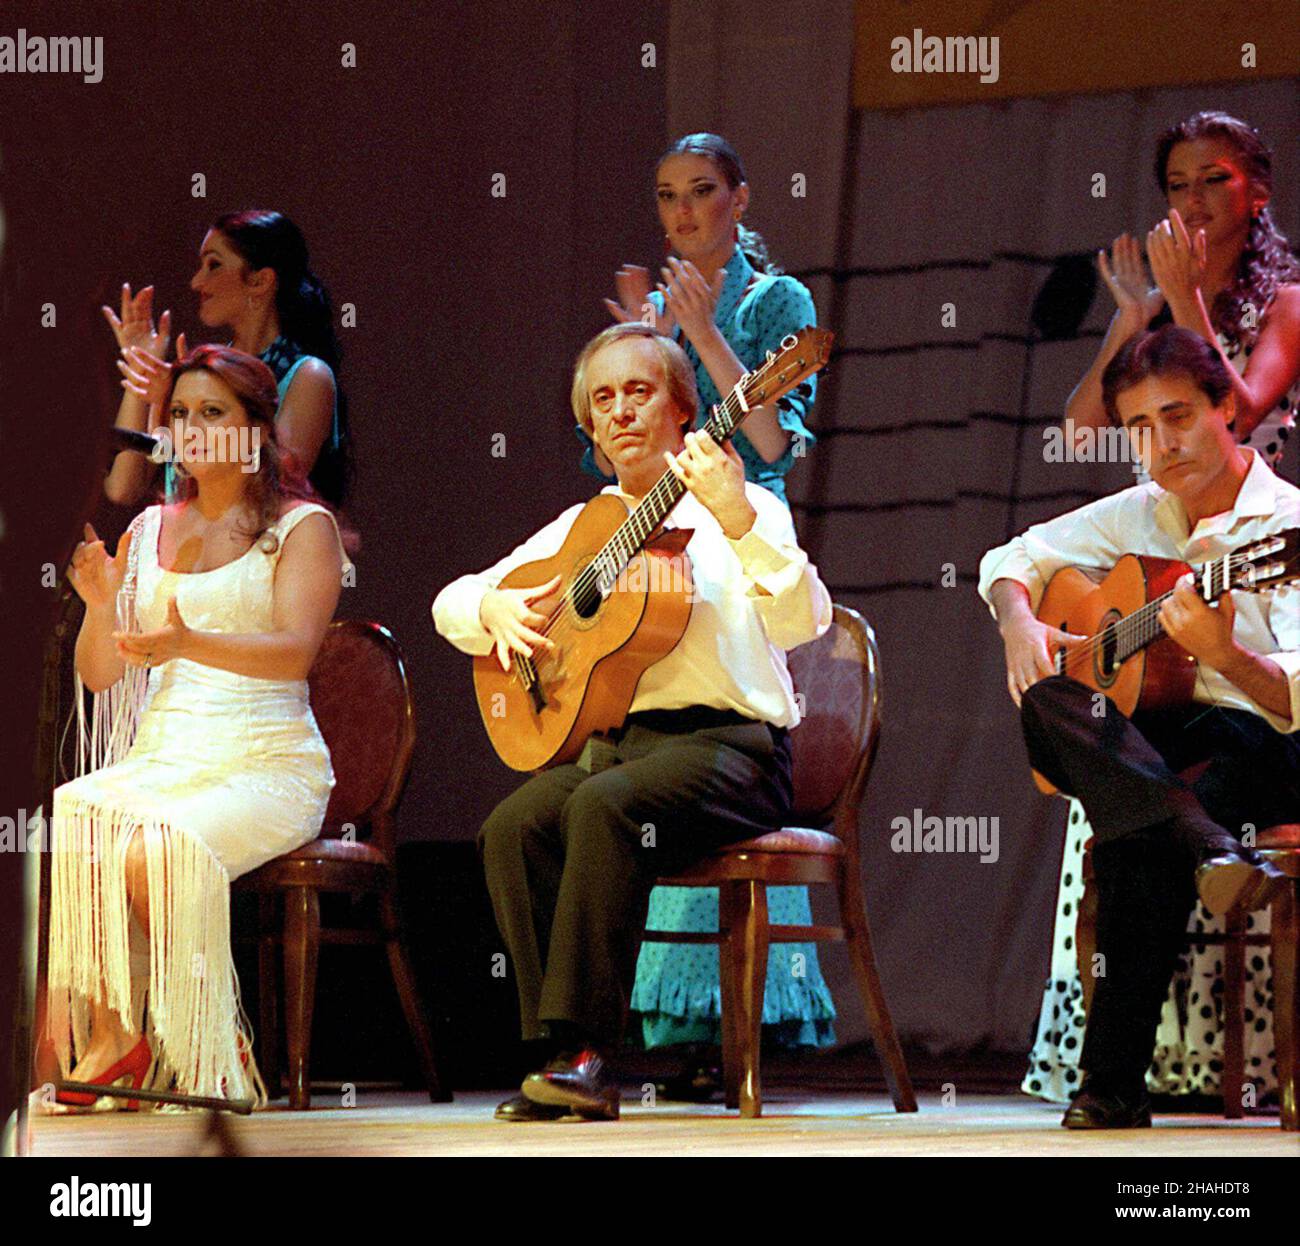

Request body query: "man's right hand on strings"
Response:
[478, 574, 562, 671]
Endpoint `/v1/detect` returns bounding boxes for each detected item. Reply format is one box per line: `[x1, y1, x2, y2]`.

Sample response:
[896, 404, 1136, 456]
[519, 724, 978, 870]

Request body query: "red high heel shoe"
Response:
[57, 1036, 152, 1110]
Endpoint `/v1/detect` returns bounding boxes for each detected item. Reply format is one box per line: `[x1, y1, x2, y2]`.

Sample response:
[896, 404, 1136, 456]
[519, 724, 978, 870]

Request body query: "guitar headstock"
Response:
[740, 327, 834, 409]
[707, 327, 833, 442]
[1228, 528, 1300, 593]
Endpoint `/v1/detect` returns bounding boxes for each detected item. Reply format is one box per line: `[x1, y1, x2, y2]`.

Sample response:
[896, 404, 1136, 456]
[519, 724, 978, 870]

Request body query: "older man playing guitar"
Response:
[433, 323, 830, 1121]
[980, 325, 1300, 1130]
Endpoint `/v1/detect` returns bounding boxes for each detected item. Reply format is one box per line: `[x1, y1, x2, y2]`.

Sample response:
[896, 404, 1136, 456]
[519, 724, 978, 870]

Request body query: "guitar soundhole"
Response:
[1095, 608, 1121, 685]
[571, 579, 602, 620]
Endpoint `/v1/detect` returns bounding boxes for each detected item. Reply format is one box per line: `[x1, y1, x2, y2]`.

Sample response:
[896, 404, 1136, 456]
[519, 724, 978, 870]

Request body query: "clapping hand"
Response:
[604, 264, 678, 335]
[1146, 209, 1207, 312]
[67, 523, 133, 612]
[102, 283, 172, 360]
[1098, 233, 1164, 324]
[114, 597, 192, 669]
[657, 256, 724, 342]
[604, 264, 653, 321]
[117, 337, 187, 412]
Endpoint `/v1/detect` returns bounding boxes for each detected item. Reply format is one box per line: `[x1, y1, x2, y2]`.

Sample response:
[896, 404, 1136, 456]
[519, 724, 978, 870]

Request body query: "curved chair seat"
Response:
[1260, 824, 1300, 853]
[238, 837, 392, 889]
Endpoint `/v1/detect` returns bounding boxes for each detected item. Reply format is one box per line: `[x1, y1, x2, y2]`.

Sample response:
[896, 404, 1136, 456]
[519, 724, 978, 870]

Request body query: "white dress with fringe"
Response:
[47, 502, 349, 1107]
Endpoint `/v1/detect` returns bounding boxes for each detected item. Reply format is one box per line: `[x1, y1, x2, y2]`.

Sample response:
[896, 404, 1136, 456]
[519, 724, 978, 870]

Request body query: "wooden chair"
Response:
[234, 620, 449, 1108]
[1078, 825, 1300, 1130]
[644, 604, 918, 1118]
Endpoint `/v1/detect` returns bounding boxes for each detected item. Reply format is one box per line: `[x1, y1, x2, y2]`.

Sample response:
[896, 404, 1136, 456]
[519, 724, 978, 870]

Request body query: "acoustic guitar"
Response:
[473, 327, 833, 772]
[1030, 528, 1300, 794]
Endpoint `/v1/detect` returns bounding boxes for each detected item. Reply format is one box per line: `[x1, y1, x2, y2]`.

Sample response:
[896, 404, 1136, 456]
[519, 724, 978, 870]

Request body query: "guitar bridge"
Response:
[515, 652, 547, 714]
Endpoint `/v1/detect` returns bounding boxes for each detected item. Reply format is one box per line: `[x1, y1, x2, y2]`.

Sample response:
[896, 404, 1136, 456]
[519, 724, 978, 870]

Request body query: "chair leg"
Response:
[257, 892, 282, 1100]
[1222, 909, 1245, 1119]
[1271, 880, 1299, 1131]
[282, 887, 320, 1110]
[718, 883, 742, 1111]
[839, 867, 918, 1113]
[736, 880, 770, 1119]
[380, 891, 451, 1103]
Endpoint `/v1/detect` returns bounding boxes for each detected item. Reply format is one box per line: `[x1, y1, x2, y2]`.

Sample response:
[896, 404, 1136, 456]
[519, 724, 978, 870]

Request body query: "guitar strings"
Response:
[1052, 549, 1251, 679]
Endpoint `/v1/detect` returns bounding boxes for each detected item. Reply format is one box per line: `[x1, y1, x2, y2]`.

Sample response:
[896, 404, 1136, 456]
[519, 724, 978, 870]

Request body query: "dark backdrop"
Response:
[5, 0, 670, 835]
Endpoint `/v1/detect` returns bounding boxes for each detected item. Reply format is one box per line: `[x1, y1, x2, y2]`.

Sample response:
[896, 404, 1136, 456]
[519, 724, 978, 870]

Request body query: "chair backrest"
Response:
[785, 604, 882, 848]
[307, 620, 417, 852]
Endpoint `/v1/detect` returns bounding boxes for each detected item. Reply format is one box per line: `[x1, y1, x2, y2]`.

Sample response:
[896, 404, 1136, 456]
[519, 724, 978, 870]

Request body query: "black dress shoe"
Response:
[1062, 1082, 1152, 1130]
[521, 1048, 620, 1120]
[656, 1059, 724, 1103]
[493, 1092, 572, 1122]
[1196, 844, 1288, 917]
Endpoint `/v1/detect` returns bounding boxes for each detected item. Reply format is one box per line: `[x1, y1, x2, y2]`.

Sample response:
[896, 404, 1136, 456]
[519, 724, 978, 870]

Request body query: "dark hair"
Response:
[165, 345, 320, 551]
[1154, 111, 1300, 352]
[1101, 325, 1235, 426]
[658, 133, 781, 275]
[212, 209, 353, 505]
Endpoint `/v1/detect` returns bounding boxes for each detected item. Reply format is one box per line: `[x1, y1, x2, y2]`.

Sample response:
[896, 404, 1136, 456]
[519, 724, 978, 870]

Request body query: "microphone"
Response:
[110, 427, 167, 458]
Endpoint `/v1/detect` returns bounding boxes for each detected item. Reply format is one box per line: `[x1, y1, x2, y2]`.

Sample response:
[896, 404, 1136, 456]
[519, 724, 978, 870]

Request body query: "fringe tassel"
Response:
[47, 795, 267, 1107]
[143, 817, 266, 1104]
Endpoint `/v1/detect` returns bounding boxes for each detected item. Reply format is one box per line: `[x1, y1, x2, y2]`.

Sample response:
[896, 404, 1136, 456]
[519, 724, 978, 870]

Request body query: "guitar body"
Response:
[463, 326, 835, 771]
[472, 493, 694, 772]
[1031, 553, 1197, 795]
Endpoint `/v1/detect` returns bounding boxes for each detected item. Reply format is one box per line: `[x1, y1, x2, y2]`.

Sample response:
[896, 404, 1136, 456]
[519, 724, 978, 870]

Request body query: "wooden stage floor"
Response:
[28, 1089, 1300, 1157]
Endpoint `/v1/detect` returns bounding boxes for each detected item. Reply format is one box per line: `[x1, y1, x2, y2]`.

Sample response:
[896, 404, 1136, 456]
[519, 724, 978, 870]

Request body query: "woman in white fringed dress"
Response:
[49, 345, 350, 1109]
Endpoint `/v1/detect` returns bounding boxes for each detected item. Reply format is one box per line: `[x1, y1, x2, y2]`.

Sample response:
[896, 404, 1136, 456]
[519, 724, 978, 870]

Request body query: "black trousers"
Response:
[1020, 675, 1300, 1086]
[478, 707, 794, 1048]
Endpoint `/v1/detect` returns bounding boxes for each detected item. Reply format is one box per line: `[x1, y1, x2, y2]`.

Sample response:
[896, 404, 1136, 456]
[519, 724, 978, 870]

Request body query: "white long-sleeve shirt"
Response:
[978, 448, 1300, 734]
[433, 481, 832, 728]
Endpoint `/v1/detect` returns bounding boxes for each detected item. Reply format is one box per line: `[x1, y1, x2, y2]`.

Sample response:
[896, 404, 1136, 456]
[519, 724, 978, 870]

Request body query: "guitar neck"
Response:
[591, 391, 746, 589]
